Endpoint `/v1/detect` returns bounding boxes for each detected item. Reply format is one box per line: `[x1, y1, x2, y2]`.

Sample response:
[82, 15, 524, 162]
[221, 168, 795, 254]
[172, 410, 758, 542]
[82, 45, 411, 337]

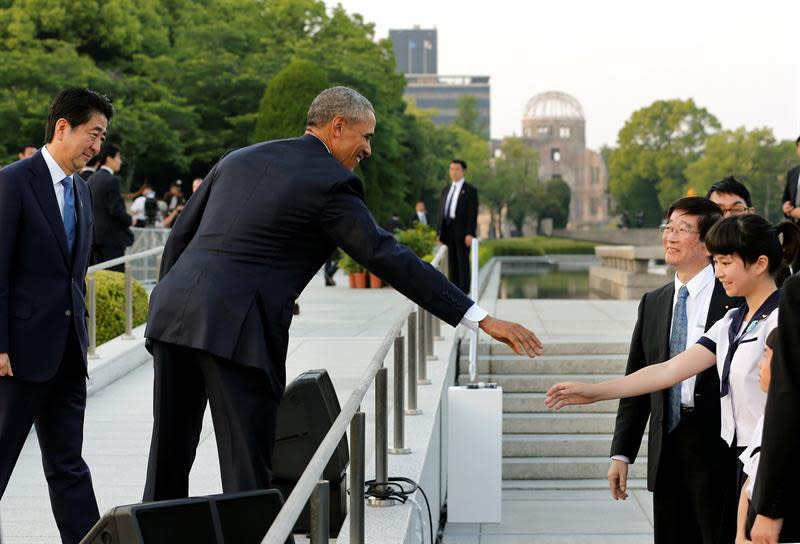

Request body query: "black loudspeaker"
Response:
[80, 490, 293, 544]
[272, 369, 349, 535]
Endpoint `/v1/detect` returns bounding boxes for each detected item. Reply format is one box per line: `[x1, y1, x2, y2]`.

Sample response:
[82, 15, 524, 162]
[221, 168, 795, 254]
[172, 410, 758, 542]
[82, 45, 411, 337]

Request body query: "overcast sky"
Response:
[324, 0, 799, 150]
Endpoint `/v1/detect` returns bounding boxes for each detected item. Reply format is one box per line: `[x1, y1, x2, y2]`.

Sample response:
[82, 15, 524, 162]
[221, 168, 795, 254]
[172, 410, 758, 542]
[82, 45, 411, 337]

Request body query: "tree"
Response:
[538, 177, 571, 229]
[252, 59, 329, 142]
[488, 137, 539, 236]
[608, 99, 720, 226]
[454, 95, 488, 139]
[684, 128, 796, 221]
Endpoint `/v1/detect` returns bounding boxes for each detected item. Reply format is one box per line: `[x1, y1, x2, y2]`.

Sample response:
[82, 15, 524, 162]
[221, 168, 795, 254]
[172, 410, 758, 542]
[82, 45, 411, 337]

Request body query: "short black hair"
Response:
[706, 215, 800, 282]
[706, 176, 752, 207]
[795, 135, 800, 146]
[45, 88, 114, 143]
[19, 144, 37, 154]
[96, 143, 120, 165]
[450, 159, 467, 170]
[765, 328, 778, 350]
[665, 196, 722, 241]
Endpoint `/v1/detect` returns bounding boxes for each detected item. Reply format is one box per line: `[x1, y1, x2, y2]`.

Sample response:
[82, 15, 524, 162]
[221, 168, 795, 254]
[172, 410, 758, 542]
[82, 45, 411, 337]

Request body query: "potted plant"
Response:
[338, 252, 367, 288]
[368, 271, 383, 288]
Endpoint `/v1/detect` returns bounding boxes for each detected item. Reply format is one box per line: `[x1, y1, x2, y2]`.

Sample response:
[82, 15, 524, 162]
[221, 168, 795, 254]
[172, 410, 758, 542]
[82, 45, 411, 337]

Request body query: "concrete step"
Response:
[473, 354, 629, 375]
[503, 434, 648, 457]
[462, 341, 630, 357]
[502, 479, 648, 490]
[458, 373, 622, 393]
[503, 393, 620, 413]
[503, 457, 649, 480]
[504, 413, 618, 434]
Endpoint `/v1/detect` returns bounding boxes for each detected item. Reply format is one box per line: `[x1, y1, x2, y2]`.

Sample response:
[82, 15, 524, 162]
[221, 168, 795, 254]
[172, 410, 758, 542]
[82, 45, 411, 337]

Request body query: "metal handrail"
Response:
[262, 244, 449, 544]
[86, 246, 164, 356]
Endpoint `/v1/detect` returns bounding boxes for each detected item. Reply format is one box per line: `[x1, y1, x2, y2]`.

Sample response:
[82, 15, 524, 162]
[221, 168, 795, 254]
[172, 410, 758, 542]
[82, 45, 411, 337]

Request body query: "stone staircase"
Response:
[458, 340, 649, 488]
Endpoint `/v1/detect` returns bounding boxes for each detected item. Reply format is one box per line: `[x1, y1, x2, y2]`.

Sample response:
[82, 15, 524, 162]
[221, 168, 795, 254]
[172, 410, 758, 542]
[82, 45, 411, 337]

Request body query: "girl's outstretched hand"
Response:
[545, 382, 600, 410]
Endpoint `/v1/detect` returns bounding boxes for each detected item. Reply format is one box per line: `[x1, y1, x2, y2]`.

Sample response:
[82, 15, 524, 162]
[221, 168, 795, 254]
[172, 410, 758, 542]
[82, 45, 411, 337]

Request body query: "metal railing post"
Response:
[87, 273, 98, 359]
[388, 336, 410, 454]
[155, 254, 163, 282]
[417, 305, 430, 385]
[309, 480, 330, 544]
[406, 313, 421, 414]
[425, 310, 436, 360]
[368, 367, 394, 507]
[123, 262, 134, 339]
[349, 411, 365, 544]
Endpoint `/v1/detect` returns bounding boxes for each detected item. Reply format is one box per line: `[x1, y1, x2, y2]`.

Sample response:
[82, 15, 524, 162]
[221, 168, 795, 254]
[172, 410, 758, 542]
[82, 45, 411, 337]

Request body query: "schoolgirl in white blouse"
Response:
[546, 214, 800, 493]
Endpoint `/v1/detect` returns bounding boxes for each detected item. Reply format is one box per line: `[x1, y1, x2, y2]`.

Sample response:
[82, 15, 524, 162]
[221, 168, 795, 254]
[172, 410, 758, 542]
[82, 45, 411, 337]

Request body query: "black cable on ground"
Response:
[364, 476, 434, 544]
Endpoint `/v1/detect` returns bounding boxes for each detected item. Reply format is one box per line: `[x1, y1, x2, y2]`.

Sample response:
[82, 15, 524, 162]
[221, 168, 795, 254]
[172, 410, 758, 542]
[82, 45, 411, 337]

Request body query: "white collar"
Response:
[41, 145, 71, 187]
[451, 177, 465, 186]
[307, 132, 331, 154]
[100, 165, 114, 174]
[674, 263, 714, 298]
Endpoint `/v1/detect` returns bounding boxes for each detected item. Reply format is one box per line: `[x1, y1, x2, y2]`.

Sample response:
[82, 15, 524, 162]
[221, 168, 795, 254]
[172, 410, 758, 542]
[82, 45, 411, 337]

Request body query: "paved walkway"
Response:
[1, 267, 654, 543]
[1, 271, 457, 543]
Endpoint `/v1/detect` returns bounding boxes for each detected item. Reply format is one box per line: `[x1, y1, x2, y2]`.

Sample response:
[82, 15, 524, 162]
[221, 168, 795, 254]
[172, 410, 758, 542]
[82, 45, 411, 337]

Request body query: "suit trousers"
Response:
[652, 412, 736, 544]
[91, 244, 126, 272]
[442, 225, 470, 294]
[0, 330, 99, 544]
[143, 341, 280, 501]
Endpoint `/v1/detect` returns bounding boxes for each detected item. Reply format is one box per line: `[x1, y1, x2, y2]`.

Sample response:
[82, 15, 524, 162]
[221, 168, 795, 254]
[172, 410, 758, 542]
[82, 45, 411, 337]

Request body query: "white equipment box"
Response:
[446, 385, 502, 523]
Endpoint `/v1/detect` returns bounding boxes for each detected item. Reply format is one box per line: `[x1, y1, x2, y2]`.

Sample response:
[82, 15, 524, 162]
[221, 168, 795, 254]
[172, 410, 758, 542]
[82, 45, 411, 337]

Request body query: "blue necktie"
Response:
[666, 285, 689, 433]
[61, 176, 76, 258]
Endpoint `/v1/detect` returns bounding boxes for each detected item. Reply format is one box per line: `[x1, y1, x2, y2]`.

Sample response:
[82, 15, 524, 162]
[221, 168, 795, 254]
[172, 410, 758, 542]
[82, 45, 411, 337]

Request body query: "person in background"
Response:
[191, 177, 203, 194]
[707, 176, 755, 217]
[17, 144, 37, 161]
[780, 136, 800, 224]
[87, 143, 134, 270]
[411, 200, 429, 226]
[78, 154, 99, 181]
[384, 212, 403, 233]
[437, 159, 478, 293]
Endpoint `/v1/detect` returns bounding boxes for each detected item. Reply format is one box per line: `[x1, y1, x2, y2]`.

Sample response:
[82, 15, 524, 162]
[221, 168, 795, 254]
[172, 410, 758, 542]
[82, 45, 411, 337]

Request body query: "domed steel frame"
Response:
[523, 91, 585, 121]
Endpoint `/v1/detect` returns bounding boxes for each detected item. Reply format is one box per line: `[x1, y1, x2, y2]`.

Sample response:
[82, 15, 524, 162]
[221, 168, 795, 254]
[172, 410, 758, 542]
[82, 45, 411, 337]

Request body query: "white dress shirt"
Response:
[444, 178, 465, 219]
[41, 145, 70, 220]
[416, 211, 428, 225]
[671, 264, 715, 407]
[698, 304, 776, 446]
[740, 414, 764, 500]
[612, 264, 715, 465]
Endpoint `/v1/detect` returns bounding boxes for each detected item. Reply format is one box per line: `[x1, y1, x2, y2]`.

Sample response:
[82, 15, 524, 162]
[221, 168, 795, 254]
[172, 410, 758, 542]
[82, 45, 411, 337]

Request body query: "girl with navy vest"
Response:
[546, 215, 800, 502]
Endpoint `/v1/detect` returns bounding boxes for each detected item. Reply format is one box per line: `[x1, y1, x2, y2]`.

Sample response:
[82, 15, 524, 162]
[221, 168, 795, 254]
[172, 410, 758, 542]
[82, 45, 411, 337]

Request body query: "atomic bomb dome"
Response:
[523, 91, 585, 121]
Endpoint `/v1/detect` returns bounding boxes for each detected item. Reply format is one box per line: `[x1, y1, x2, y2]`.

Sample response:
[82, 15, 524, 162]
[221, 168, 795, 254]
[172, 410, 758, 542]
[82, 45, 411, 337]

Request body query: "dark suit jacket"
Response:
[410, 212, 429, 226]
[610, 278, 738, 490]
[437, 182, 478, 241]
[145, 135, 474, 398]
[88, 167, 134, 249]
[782, 165, 800, 220]
[0, 151, 94, 382]
[751, 273, 800, 521]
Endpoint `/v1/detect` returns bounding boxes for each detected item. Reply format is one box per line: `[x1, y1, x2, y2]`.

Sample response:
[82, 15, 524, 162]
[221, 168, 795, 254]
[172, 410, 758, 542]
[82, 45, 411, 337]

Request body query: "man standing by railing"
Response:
[88, 143, 134, 271]
[143, 86, 543, 502]
[0, 88, 114, 544]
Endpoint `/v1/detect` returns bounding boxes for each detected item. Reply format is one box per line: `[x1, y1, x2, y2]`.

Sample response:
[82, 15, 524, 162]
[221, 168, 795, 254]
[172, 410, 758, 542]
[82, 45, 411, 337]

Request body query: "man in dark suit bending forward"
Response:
[143, 87, 543, 500]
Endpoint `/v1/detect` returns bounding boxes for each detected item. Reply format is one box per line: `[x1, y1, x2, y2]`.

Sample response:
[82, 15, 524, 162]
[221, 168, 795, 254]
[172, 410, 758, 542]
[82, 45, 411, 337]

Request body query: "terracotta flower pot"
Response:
[348, 273, 356, 288]
[353, 272, 368, 288]
[369, 273, 383, 288]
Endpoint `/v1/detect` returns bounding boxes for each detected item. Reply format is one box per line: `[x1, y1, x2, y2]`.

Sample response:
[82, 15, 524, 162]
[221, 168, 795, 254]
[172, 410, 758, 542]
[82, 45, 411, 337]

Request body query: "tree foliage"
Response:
[608, 98, 720, 226]
[684, 128, 796, 222]
[253, 59, 330, 142]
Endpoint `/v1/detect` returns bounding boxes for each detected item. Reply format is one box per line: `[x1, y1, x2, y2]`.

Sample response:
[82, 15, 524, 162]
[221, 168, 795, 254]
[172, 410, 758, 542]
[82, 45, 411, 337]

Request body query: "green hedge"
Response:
[477, 237, 597, 267]
[90, 270, 149, 345]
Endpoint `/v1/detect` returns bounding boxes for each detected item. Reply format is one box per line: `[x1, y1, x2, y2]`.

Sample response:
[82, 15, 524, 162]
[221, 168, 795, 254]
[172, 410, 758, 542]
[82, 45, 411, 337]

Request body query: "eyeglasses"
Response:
[659, 224, 698, 237]
[718, 205, 748, 215]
